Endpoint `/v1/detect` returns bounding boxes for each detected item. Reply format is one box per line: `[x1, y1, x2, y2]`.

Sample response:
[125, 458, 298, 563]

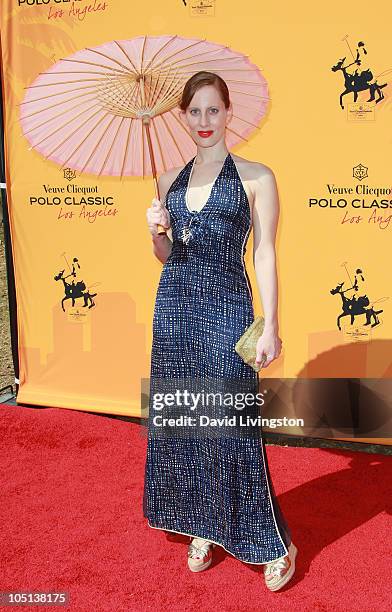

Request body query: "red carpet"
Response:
[0, 404, 391, 612]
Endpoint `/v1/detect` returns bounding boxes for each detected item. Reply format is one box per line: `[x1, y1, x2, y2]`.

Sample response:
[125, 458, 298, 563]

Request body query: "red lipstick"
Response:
[198, 130, 213, 138]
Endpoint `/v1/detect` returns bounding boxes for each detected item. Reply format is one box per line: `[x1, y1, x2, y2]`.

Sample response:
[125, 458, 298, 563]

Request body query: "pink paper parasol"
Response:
[19, 34, 270, 232]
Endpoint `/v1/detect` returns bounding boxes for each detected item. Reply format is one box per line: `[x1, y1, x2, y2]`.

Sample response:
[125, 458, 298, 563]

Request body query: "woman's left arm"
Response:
[252, 167, 282, 369]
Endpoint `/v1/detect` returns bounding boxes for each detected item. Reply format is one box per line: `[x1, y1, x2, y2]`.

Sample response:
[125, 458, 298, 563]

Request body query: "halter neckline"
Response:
[184, 152, 231, 215]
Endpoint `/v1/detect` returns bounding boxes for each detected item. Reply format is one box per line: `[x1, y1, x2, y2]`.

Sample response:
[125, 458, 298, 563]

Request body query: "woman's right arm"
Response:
[146, 173, 174, 264]
[147, 166, 185, 263]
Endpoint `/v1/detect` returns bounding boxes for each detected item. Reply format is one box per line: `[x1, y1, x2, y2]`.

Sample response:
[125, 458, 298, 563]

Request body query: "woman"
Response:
[143, 71, 297, 591]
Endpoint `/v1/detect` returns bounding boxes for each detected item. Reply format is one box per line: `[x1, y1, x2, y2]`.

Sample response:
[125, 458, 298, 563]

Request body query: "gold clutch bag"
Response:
[235, 315, 266, 372]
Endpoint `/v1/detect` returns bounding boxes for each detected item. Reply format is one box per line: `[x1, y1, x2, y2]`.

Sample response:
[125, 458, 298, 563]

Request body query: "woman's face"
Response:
[180, 84, 232, 149]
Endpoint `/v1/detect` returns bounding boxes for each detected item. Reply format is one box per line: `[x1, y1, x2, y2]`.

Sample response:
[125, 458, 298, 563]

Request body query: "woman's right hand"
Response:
[146, 198, 171, 237]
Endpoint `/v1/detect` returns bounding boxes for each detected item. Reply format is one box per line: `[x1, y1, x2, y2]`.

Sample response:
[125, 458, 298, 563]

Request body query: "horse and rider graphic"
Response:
[54, 255, 97, 312]
[330, 265, 386, 330]
[331, 39, 388, 109]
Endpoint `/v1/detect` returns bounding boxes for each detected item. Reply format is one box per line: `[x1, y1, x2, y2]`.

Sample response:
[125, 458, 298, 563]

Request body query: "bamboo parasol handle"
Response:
[143, 117, 167, 236]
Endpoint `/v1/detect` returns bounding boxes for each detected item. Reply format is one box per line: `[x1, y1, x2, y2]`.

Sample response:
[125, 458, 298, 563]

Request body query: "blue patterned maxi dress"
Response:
[143, 152, 292, 563]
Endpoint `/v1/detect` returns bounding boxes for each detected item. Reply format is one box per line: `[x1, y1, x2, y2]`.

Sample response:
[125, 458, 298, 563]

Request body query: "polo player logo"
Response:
[330, 264, 387, 331]
[54, 255, 98, 312]
[331, 38, 388, 109]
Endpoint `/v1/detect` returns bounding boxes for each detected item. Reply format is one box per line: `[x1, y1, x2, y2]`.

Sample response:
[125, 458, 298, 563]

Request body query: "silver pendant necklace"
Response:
[180, 224, 193, 245]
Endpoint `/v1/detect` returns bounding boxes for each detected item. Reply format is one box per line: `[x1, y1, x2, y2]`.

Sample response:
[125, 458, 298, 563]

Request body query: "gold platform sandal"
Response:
[263, 541, 298, 591]
[187, 537, 216, 572]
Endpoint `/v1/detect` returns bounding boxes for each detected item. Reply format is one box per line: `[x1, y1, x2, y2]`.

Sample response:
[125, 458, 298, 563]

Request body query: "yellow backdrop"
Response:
[0, 1, 390, 443]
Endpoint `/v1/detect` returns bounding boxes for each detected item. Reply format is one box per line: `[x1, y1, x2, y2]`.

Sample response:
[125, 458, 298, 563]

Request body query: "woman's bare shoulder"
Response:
[158, 164, 186, 187]
[230, 154, 275, 181]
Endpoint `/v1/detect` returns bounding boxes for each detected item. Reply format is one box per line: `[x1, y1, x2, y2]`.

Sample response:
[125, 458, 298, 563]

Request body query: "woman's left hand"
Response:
[255, 328, 282, 369]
